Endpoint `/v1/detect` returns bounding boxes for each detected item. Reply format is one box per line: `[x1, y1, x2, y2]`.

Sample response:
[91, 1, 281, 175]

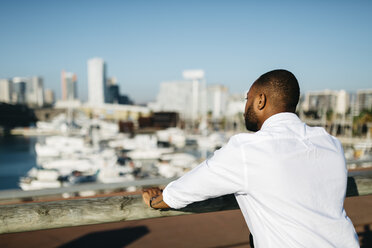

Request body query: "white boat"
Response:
[160, 153, 198, 168]
[19, 167, 62, 191]
[194, 132, 226, 151]
[97, 166, 135, 183]
[156, 128, 186, 148]
[45, 136, 85, 147]
[19, 178, 61, 191]
[127, 147, 174, 160]
[41, 159, 98, 175]
[156, 153, 198, 178]
[156, 161, 184, 178]
[108, 134, 158, 150]
[35, 169, 60, 181]
[35, 143, 60, 158]
[19, 167, 99, 191]
[35, 135, 94, 158]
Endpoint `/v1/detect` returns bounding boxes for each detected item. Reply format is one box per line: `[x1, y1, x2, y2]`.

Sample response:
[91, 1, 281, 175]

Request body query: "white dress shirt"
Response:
[163, 113, 359, 248]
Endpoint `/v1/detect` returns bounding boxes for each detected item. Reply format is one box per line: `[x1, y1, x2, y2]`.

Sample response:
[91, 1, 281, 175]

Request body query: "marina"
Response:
[0, 113, 371, 194]
[0, 112, 226, 193]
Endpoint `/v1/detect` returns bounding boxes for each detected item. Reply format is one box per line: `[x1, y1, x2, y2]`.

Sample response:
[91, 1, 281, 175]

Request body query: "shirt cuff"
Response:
[163, 182, 188, 209]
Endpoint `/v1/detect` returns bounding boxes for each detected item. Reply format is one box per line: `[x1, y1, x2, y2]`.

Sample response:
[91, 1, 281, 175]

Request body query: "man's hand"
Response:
[142, 187, 170, 209]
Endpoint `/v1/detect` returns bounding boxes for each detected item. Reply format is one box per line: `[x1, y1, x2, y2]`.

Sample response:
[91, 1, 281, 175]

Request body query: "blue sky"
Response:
[0, 0, 371, 103]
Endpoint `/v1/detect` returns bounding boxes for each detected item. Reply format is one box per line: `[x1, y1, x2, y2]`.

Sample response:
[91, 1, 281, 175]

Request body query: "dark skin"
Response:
[142, 80, 296, 209]
[244, 82, 294, 131]
[142, 187, 170, 209]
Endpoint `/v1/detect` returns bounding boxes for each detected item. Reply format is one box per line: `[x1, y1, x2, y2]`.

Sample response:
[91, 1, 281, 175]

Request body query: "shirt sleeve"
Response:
[163, 135, 246, 209]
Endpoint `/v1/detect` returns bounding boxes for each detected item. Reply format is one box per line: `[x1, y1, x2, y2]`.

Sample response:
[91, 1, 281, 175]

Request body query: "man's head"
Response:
[244, 69, 300, 132]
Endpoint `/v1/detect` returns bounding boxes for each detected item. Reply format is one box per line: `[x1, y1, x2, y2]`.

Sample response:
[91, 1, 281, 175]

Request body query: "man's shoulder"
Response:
[229, 131, 269, 146]
[305, 124, 340, 140]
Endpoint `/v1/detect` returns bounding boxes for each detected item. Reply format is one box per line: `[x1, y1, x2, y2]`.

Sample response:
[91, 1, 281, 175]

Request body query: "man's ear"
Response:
[257, 93, 266, 110]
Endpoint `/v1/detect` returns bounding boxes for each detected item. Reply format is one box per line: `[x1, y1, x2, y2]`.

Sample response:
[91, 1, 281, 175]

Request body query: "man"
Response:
[143, 69, 359, 247]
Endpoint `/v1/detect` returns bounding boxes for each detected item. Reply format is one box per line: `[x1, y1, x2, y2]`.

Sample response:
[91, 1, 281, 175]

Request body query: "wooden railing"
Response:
[0, 174, 371, 234]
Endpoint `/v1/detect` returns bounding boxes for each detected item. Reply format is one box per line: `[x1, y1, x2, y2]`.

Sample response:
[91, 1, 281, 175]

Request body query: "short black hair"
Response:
[254, 69, 300, 112]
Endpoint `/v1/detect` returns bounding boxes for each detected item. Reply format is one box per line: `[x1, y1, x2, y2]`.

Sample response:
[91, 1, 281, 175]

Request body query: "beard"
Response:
[244, 104, 259, 132]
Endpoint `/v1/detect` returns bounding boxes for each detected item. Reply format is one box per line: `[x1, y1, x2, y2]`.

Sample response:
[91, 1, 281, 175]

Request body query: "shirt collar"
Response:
[260, 112, 301, 131]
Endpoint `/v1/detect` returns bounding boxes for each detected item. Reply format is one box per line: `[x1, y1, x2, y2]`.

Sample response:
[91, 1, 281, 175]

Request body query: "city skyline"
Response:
[0, 1, 371, 103]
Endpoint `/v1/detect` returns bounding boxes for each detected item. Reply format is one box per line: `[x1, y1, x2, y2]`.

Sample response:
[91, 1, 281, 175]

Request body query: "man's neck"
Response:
[258, 110, 296, 130]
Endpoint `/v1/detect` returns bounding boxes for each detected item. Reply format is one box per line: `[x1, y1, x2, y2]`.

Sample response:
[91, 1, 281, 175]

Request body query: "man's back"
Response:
[163, 113, 359, 247]
[234, 113, 358, 247]
[145, 70, 359, 247]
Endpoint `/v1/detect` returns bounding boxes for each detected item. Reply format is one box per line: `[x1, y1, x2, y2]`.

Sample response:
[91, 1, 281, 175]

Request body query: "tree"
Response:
[353, 109, 372, 136]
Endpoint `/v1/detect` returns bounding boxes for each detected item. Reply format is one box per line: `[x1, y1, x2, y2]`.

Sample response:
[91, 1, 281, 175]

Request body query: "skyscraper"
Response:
[26, 76, 44, 107]
[12, 77, 27, 105]
[183, 70, 207, 121]
[355, 89, 372, 115]
[0, 79, 12, 103]
[207, 84, 228, 120]
[61, 70, 78, 100]
[88, 58, 106, 105]
[154, 70, 207, 121]
[44, 89, 55, 106]
[301, 90, 339, 114]
[106, 77, 119, 104]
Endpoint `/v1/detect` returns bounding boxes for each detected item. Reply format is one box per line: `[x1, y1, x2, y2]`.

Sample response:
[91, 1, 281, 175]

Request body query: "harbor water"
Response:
[0, 136, 39, 190]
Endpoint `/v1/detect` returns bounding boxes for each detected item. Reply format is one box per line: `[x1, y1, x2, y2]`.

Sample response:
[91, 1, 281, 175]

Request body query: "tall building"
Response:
[44, 89, 55, 106]
[107, 85, 120, 104]
[335, 90, 349, 115]
[0, 79, 12, 103]
[355, 89, 372, 115]
[226, 93, 246, 117]
[106, 77, 119, 104]
[183, 70, 207, 121]
[25, 76, 44, 107]
[155, 81, 192, 116]
[154, 70, 207, 121]
[12, 77, 27, 104]
[207, 84, 228, 120]
[88, 57, 106, 105]
[61, 70, 78, 101]
[107, 77, 117, 86]
[118, 94, 133, 105]
[301, 90, 349, 115]
[27, 77, 44, 107]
